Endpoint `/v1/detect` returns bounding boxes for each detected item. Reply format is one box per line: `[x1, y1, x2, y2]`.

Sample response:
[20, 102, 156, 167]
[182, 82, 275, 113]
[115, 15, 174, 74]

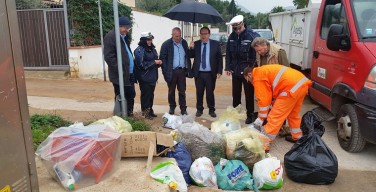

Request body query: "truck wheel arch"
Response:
[330, 83, 357, 115]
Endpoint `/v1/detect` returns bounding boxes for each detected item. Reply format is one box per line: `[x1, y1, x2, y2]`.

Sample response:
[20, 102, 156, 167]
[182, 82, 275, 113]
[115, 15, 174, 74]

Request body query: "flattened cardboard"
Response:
[121, 131, 174, 157]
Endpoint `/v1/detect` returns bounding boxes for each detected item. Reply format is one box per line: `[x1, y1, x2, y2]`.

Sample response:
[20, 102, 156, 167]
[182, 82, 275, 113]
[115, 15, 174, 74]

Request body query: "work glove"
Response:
[253, 118, 264, 131]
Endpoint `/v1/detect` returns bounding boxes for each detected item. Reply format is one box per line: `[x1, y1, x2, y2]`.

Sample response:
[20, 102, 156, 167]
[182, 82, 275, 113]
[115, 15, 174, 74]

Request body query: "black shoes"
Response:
[149, 109, 157, 117]
[209, 111, 217, 118]
[181, 110, 188, 115]
[127, 111, 134, 117]
[285, 135, 298, 143]
[196, 111, 203, 117]
[169, 108, 175, 115]
[245, 117, 253, 124]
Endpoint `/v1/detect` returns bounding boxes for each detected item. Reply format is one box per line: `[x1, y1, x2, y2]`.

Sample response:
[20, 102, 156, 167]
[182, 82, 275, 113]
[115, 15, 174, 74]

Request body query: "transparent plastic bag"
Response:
[211, 105, 246, 135]
[90, 116, 132, 133]
[35, 124, 121, 190]
[177, 122, 226, 164]
[224, 127, 268, 169]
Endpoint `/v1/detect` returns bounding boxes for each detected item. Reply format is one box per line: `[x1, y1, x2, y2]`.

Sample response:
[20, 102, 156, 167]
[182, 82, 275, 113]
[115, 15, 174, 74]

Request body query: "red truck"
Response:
[270, 0, 376, 152]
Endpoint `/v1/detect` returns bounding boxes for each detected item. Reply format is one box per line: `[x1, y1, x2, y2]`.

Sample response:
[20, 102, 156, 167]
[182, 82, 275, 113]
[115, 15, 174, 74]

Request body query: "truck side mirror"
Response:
[327, 24, 351, 51]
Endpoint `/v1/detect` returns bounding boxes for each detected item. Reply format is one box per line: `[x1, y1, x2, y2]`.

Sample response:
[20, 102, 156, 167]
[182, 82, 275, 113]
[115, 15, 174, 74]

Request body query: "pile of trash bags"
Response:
[152, 108, 338, 191]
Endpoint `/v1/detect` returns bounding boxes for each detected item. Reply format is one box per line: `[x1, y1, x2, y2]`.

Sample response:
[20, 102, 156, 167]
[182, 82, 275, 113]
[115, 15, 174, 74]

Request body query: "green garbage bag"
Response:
[214, 158, 258, 191]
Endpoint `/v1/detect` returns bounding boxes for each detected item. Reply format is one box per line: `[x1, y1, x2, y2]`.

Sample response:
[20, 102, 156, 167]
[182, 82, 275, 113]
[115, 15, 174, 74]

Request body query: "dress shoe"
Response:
[149, 109, 157, 117]
[285, 135, 298, 143]
[181, 110, 188, 115]
[169, 108, 175, 115]
[127, 111, 134, 117]
[195, 111, 203, 117]
[209, 111, 217, 118]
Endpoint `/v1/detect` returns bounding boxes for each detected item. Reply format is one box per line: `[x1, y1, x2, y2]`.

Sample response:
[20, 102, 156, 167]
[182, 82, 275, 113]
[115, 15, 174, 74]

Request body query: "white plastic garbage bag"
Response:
[253, 157, 284, 190]
[150, 161, 187, 192]
[189, 157, 217, 187]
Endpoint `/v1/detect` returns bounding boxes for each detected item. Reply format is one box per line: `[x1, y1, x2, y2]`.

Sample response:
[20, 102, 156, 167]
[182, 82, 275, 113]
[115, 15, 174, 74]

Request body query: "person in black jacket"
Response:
[189, 27, 223, 118]
[225, 15, 260, 124]
[103, 16, 136, 117]
[160, 27, 192, 115]
[134, 32, 162, 119]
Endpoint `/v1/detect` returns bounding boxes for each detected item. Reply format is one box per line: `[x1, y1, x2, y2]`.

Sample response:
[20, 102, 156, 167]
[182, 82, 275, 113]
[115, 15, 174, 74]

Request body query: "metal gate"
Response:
[17, 9, 69, 69]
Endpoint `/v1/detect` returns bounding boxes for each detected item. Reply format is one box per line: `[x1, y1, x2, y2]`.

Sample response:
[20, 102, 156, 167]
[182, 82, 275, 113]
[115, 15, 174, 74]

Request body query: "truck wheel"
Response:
[337, 104, 366, 152]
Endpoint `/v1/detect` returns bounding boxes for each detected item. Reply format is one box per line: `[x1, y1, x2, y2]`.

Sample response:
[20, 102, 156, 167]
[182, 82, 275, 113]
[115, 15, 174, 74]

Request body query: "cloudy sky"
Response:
[235, 0, 295, 13]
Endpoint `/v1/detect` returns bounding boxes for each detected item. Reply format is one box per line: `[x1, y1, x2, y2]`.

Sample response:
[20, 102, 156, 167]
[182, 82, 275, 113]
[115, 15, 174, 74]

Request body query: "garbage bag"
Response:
[214, 158, 257, 191]
[300, 111, 325, 136]
[150, 161, 187, 192]
[225, 127, 268, 161]
[253, 157, 284, 190]
[210, 105, 246, 135]
[284, 132, 338, 184]
[177, 122, 226, 164]
[189, 157, 217, 187]
[163, 142, 192, 185]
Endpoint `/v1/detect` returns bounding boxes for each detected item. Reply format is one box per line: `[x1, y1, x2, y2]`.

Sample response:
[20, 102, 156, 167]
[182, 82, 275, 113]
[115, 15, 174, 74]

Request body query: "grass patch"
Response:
[30, 114, 72, 150]
[123, 116, 151, 132]
[31, 114, 151, 150]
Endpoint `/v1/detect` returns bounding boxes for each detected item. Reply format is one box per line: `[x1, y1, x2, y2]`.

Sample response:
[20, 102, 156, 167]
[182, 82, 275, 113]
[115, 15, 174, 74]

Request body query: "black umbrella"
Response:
[163, 0, 224, 24]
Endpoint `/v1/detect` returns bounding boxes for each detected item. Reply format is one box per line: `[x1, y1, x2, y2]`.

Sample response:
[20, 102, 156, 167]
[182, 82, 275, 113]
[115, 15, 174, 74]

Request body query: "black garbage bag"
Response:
[284, 111, 338, 185]
[300, 111, 325, 136]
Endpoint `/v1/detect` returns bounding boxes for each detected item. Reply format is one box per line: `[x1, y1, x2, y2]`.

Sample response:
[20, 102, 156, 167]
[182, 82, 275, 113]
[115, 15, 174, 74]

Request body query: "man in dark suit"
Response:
[189, 27, 223, 117]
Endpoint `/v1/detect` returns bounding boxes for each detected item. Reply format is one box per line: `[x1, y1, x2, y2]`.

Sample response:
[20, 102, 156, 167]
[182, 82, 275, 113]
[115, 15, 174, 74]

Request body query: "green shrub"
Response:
[68, 0, 132, 46]
[30, 114, 72, 150]
[123, 116, 151, 132]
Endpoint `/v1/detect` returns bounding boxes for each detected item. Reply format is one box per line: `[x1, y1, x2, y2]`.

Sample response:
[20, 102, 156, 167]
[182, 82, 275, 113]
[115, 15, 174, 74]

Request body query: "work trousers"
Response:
[264, 85, 309, 143]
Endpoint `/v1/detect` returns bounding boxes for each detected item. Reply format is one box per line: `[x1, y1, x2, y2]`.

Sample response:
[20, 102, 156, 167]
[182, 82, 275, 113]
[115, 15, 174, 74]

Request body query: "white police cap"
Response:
[140, 32, 154, 39]
[226, 15, 244, 26]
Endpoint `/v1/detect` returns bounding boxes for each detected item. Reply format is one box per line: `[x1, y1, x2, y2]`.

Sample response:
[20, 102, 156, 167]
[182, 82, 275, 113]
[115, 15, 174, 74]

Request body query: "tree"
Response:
[293, 0, 309, 9]
[68, 0, 132, 46]
[15, 0, 45, 9]
[271, 6, 285, 13]
[136, 0, 175, 15]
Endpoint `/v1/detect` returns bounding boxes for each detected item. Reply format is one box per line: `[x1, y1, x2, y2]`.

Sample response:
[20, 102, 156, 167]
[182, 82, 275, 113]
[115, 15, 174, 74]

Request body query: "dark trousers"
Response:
[232, 75, 254, 117]
[168, 69, 187, 111]
[139, 83, 155, 111]
[195, 72, 216, 112]
[112, 74, 136, 113]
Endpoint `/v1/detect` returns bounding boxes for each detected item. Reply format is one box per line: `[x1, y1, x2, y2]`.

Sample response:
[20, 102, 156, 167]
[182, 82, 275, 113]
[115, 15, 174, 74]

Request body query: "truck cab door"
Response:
[311, 0, 356, 110]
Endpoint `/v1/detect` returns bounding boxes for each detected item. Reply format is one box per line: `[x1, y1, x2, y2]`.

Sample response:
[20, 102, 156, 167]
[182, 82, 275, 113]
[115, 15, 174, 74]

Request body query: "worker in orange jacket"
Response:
[243, 64, 312, 151]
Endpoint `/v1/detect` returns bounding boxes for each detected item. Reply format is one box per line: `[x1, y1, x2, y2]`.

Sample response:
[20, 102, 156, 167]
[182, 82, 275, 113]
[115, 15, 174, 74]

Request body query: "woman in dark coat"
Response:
[134, 32, 162, 119]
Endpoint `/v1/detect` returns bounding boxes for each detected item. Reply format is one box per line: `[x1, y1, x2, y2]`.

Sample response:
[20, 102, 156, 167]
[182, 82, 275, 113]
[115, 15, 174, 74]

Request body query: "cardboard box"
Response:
[120, 131, 174, 157]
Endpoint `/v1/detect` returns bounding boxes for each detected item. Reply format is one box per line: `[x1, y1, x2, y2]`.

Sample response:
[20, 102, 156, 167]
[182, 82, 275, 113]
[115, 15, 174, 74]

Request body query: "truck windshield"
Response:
[352, 0, 376, 39]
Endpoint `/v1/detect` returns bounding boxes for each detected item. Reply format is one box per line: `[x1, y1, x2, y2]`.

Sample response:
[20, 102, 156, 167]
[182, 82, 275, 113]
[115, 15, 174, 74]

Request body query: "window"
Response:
[320, 1, 349, 39]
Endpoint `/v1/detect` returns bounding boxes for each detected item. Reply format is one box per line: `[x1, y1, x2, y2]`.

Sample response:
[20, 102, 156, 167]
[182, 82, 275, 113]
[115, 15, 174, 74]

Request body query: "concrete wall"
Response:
[68, 46, 106, 79]
[130, 11, 180, 53]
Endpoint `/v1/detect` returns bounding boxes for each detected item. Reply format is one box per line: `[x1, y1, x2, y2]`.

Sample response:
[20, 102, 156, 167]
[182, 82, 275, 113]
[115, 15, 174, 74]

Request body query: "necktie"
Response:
[202, 43, 207, 69]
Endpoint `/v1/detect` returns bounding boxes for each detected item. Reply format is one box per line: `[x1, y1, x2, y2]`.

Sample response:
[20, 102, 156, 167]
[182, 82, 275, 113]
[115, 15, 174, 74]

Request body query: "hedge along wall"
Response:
[68, 0, 132, 47]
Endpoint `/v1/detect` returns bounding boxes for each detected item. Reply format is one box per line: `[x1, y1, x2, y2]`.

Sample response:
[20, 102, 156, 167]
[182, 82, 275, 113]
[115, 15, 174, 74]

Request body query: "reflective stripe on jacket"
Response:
[252, 64, 312, 120]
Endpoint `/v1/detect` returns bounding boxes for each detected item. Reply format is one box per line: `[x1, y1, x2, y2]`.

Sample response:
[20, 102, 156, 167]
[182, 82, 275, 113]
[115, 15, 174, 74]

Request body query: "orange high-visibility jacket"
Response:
[252, 64, 311, 120]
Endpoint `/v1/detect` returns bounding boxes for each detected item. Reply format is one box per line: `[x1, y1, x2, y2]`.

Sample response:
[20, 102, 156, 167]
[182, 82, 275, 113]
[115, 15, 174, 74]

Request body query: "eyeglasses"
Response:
[147, 39, 152, 41]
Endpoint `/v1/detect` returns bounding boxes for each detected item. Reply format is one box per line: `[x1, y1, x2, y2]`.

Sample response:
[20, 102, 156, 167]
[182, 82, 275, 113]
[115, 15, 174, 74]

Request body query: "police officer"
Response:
[225, 15, 260, 124]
